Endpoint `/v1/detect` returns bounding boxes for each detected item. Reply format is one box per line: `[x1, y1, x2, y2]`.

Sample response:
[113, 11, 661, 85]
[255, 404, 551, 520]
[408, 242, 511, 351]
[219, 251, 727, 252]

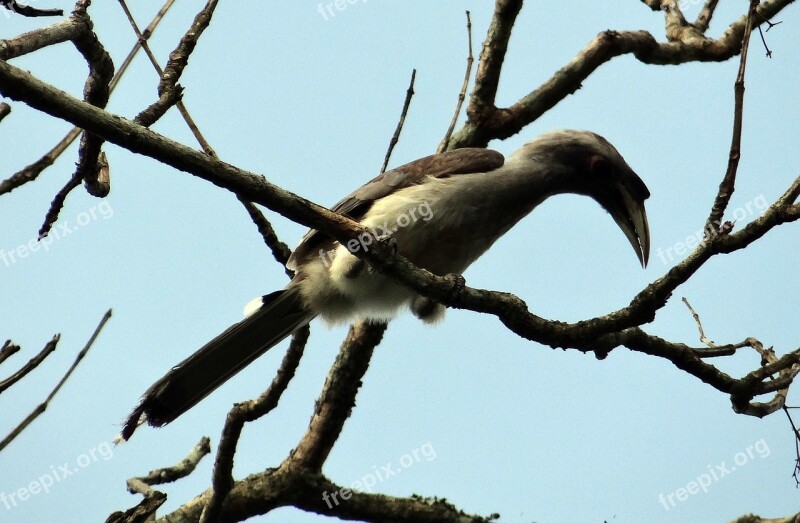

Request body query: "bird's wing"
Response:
[287, 148, 505, 270]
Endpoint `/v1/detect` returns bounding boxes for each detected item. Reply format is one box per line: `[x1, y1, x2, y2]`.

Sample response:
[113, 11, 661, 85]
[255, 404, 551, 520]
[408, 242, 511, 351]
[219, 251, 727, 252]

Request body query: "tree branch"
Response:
[127, 437, 211, 496]
[0, 0, 62, 18]
[380, 69, 416, 173]
[705, 0, 757, 235]
[449, 0, 793, 149]
[0, 309, 111, 452]
[199, 327, 308, 522]
[437, 11, 473, 154]
[2, 60, 799, 419]
[0, 0, 175, 197]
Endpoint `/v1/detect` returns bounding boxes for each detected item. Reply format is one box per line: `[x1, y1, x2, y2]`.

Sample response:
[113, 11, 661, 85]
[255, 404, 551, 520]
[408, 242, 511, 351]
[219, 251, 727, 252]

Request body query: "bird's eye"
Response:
[589, 154, 612, 176]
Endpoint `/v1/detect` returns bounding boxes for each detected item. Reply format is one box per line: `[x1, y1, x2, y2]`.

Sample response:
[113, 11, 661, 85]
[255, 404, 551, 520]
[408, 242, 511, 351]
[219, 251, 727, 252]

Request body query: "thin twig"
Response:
[704, 0, 758, 236]
[783, 406, 800, 486]
[0, 340, 21, 366]
[380, 69, 416, 173]
[38, 174, 81, 238]
[437, 11, 474, 154]
[755, 10, 782, 57]
[237, 197, 293, 272]
[0, 309, 111, 452]
[0, 335, 59, 394]
[681, 297, 715, 347]
[118, 0, 217, 155]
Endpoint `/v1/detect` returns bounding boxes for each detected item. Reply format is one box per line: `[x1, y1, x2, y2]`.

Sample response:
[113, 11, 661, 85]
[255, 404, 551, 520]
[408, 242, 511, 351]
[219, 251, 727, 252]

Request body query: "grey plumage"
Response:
[121, 130, 650, 439]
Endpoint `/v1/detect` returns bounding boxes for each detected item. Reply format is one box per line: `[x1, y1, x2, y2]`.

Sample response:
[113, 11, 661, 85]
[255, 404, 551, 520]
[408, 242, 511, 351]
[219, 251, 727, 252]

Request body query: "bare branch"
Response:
[784, 406, 800, 487]
[0, 102, 10, 122]
[437, 11, 473, 154]
[0, 0, 62, 18]
[118, 0, 291, 279]
[0, 17, 81, 60]
[38, 174, 81, 239]
[104, 492, 167, 523]
[0, 309, 111, 452]
[467, 0, 523, 123]
[3, 60, 799, 365]
[730, 512, 800, 523]
[37, 6, 114, 238]
[705, 0, 758, 236]
[163, 468, 496, 522]
[127, 437, 211, 496]
[682, 297, 716, 347]
[134, 0, 219, 129]
[695, 0, 721, 32]
[380, 69, 416, 173]
[200, 327, 308, 523]
[0, 1, 175, 197]
[70, 7, 114, 195]
[0, 334, 59, 395]
[449, 0, 793, 149]
[291, 320, 387, 471]
[238, 198, 293, 270]
[0, 341, 21, 366]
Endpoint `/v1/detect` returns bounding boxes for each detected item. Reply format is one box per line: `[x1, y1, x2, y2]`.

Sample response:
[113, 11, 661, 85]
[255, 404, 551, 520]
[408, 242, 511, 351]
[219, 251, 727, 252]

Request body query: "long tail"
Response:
[122, 287, 314, 439]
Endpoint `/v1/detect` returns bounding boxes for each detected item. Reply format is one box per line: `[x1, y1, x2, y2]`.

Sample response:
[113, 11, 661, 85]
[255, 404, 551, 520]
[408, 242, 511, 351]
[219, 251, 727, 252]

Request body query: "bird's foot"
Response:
[442, 273, 466, 305]
[369, 237, 397, 274]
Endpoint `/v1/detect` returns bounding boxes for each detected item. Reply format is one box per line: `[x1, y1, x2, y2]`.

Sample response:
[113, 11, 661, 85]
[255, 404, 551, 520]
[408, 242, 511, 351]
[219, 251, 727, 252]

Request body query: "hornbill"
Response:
[121, 130, 650, 439]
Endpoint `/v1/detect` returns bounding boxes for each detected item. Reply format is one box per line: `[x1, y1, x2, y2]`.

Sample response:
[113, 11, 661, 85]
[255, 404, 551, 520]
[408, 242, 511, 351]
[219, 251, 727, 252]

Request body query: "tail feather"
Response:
[122, 288, 313, 439]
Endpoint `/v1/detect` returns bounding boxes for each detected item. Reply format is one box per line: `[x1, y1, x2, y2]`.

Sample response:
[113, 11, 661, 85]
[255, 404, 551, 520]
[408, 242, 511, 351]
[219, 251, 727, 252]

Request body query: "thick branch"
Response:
[159, 467, 494, 523]
[290, 321, 387, 471]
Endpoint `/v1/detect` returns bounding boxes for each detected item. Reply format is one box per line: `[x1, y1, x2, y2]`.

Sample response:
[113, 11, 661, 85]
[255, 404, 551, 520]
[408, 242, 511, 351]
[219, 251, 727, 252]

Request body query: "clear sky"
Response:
[1, 2, 799, 522]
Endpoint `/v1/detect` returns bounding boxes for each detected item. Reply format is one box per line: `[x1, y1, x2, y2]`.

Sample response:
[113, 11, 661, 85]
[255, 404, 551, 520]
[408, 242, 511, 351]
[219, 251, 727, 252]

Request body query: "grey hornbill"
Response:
[121, 130, 650, 439]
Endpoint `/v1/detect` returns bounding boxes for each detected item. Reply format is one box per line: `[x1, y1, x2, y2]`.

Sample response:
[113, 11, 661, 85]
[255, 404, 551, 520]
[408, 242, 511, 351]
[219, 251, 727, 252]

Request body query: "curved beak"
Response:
[609, 181, 650, 267]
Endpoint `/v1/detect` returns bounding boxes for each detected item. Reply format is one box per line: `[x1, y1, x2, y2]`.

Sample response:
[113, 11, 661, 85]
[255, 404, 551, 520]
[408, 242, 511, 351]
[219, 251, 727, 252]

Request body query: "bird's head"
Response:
[509, 130, 651, 267]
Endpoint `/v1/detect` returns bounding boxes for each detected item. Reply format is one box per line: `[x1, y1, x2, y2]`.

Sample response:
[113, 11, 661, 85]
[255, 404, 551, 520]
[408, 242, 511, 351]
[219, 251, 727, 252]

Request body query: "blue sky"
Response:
[1, 2, 799, 522]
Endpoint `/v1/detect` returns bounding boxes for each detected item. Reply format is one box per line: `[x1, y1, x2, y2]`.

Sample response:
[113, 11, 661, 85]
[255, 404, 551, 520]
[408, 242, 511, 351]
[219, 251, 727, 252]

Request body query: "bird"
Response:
[121, 130, 650, 439]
